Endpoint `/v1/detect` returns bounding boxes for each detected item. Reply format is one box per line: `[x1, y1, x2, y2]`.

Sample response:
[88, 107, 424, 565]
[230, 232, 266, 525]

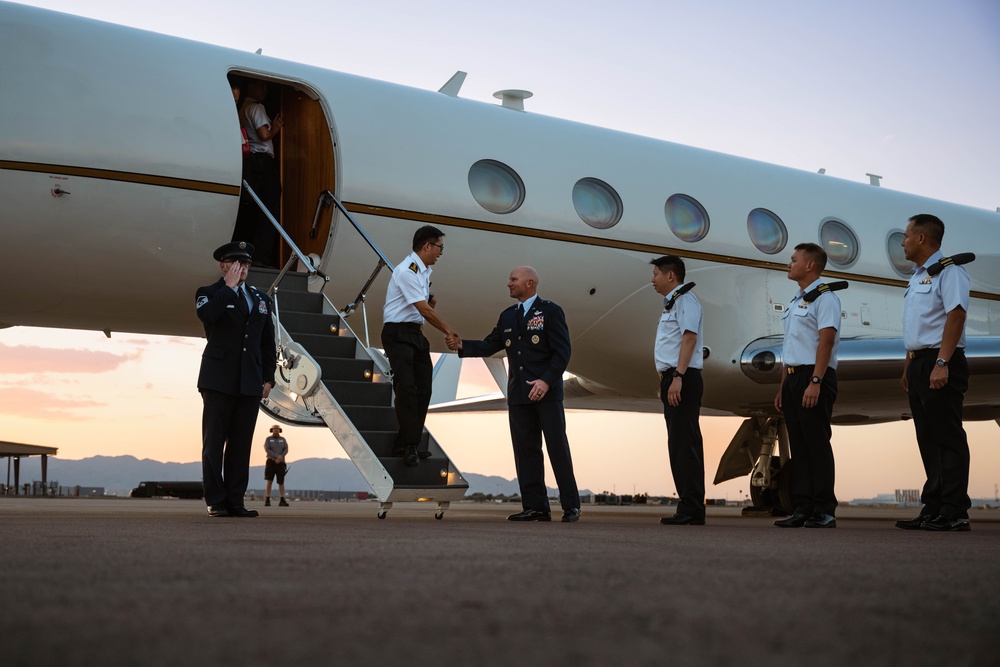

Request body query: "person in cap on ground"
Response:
[263, 424, 289, 507]
[195, 241, 277, 518]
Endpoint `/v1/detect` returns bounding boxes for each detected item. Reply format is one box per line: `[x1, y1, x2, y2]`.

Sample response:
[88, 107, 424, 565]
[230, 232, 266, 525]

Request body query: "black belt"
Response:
[907, 347, 965, 359]
[785, 365, 814, 375]
[384, 322, 422, 330]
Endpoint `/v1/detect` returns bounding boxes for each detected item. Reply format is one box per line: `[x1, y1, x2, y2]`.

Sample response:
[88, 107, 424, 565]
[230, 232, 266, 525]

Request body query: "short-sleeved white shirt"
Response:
[384, 251, 431, 324]
[654, 288, 703, 371]
[781, 278, 841, 368]
[240, 97, 274, 156]
[903, 250, 970, 351]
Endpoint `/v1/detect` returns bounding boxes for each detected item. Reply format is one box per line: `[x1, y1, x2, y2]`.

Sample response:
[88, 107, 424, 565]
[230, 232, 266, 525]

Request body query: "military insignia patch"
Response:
[526, 314, 544, 331]
[409, 262, 419, 273]
[196, 296, 208, 308]
[258, 300, 268, 314]
[919, 277, 932, 285]
[531, 335, 540, 344]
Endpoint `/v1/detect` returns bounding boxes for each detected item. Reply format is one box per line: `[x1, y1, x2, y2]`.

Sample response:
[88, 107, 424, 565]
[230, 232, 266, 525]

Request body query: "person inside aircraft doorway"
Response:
[264, 424, 289, 507]
[236, 79, 283, 268]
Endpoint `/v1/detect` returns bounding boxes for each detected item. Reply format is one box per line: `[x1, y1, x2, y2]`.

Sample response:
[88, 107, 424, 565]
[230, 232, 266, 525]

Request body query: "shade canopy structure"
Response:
[1, 442, 58, 495]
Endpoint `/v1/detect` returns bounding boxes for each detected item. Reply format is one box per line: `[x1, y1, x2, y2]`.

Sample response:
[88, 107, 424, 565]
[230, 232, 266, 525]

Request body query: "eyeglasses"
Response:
[428, 242, 444, 251]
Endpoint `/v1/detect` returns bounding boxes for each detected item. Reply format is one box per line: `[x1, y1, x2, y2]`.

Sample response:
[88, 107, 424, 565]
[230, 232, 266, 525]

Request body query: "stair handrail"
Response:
[310, 190, 396, 333]
[242, 180, 329, 296]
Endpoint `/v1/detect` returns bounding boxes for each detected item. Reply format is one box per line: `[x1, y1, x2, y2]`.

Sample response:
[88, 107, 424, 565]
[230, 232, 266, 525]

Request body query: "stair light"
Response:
[439, 469, 448, 479]
[363, 370, 372, 379]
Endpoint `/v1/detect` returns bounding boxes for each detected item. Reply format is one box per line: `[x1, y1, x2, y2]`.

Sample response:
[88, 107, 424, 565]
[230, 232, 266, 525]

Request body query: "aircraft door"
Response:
[278, 87, 336, 264]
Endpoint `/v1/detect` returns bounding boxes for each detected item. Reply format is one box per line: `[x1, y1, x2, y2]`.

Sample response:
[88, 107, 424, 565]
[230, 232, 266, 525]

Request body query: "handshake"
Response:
[445, 333, 462, 351]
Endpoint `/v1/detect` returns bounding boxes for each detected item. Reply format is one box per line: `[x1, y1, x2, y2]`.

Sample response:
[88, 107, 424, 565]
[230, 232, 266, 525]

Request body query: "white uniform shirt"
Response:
[383, 251, 431, 324]
[240, 97, 274, 156]
[782, 278, 841, 368]
[654, 288, 703, 372]
[903, 250, 970, 351]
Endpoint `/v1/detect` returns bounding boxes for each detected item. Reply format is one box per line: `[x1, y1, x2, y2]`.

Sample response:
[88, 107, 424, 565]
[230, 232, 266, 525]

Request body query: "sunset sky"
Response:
[4, 0, 999, 501]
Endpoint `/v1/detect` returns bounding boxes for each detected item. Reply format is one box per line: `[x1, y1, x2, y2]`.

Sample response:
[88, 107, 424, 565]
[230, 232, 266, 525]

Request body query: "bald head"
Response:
[507, 266, 539, 301]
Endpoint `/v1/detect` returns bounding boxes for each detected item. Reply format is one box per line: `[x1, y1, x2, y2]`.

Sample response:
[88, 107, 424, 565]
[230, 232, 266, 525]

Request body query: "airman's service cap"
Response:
[213, 241, 255, 262]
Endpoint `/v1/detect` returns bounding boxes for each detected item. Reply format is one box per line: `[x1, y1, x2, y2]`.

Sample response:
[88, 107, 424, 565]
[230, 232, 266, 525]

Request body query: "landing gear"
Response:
[377, 502, 392, 519]
[748, 458, 794, 516]
[744, 418, 794, 516]
[434, 501, 450, 520]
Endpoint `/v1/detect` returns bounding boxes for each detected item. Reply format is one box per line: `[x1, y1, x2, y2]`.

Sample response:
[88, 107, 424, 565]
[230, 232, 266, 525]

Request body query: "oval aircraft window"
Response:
[747, 208, 787, 254]
[468, 160, 525, 214]
[573, 178, 623, 229]
[665, 194, 709, 242]
[820, 218, 859, 267]
[887, 231, 914, 276]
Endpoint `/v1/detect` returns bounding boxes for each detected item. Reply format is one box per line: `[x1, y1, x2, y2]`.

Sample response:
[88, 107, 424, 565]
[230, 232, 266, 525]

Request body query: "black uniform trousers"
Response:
[508, 400, 580, 513]
[782, 367, 838, 516]
[381, 322, 432, 451]
[906, 349, 971, 518]
[660, 369, 705, 520]
[201, 390, 260, 509]
[234, 153, 281, 267]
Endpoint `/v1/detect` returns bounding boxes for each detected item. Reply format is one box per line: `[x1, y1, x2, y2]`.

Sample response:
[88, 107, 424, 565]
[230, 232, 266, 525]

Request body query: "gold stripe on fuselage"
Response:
[0, 160, 241, 196]
[2, 161, 994, 300]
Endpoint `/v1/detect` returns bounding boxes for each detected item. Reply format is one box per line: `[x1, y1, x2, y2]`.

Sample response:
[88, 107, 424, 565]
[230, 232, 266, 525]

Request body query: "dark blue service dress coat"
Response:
[459, 298, 579, 512]
[195, 278, 277, 510]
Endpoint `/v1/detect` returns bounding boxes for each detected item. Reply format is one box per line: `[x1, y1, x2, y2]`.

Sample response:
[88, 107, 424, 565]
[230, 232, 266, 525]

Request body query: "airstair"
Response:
[242, 184, 469, 519]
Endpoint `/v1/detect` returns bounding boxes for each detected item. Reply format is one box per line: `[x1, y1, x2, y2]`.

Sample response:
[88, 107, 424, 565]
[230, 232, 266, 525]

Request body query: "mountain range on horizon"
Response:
[8, 455, 590, 498]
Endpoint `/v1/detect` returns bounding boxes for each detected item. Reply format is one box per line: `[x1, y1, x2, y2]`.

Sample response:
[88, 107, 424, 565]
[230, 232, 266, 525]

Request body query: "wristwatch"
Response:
[672, 369, 684, 379]
[810, 375, 822, 384]
[935, 358, 949, 367]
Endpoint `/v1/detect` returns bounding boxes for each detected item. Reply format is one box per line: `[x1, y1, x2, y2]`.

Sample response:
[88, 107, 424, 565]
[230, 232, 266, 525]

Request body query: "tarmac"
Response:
[2, 498, 998, 667]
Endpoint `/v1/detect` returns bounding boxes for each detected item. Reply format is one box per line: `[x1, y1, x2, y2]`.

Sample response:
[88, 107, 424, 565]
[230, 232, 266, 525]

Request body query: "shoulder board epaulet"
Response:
[926, 252, 975, 277]
[802, 281, 848, 304]
[664, 282, 696, 312]
[408, 262, 419, 273]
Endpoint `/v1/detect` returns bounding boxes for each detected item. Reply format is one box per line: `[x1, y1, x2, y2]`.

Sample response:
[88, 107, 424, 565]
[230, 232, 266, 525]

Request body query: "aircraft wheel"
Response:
[435, 511, 444, 520]
[748, 457, 794, 516]
[377, 510, 387, 520]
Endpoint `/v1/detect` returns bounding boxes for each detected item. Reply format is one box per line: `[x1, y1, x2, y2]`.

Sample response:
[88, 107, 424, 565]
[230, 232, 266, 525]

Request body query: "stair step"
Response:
[342, 405, 398, 431]
[274, 290, 325, 313]
[281, 311, 342, 336]
[324, 380, 392, 406]
[361, 430, 429, 458]
[378, 456, 457, 487]
[315, 356, 374, 382]
[246, 268, 311, 290]
[293, 333, 357, 358]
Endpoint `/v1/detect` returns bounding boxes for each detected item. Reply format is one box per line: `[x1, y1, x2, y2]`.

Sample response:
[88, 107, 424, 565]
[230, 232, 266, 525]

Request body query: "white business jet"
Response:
[1, 3, 997, 513]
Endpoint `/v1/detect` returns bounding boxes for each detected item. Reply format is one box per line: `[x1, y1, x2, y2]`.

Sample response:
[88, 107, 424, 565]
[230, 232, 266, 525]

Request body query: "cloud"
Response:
[0, 387, 104, 420]
[0, 344, 140, 374]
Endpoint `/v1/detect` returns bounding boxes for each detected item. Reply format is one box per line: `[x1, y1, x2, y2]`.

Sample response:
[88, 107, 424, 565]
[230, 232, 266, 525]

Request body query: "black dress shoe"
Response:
[895, 514, 933, 530]
[404, 445, 420, 467]
[921, 515, 971, 532]
[774, 512, 810, 528]
[507, 509, 551, 522]
[207, 505, 229, 517]
[561, 508, 581, 523]
[659, 514, 705, 525]
[229, 506, 259, 518]
[804, 513, 837, 528]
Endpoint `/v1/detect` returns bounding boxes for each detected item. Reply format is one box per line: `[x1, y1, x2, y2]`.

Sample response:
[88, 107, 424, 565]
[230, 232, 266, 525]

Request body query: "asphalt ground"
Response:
[2, 498, 998, 667]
